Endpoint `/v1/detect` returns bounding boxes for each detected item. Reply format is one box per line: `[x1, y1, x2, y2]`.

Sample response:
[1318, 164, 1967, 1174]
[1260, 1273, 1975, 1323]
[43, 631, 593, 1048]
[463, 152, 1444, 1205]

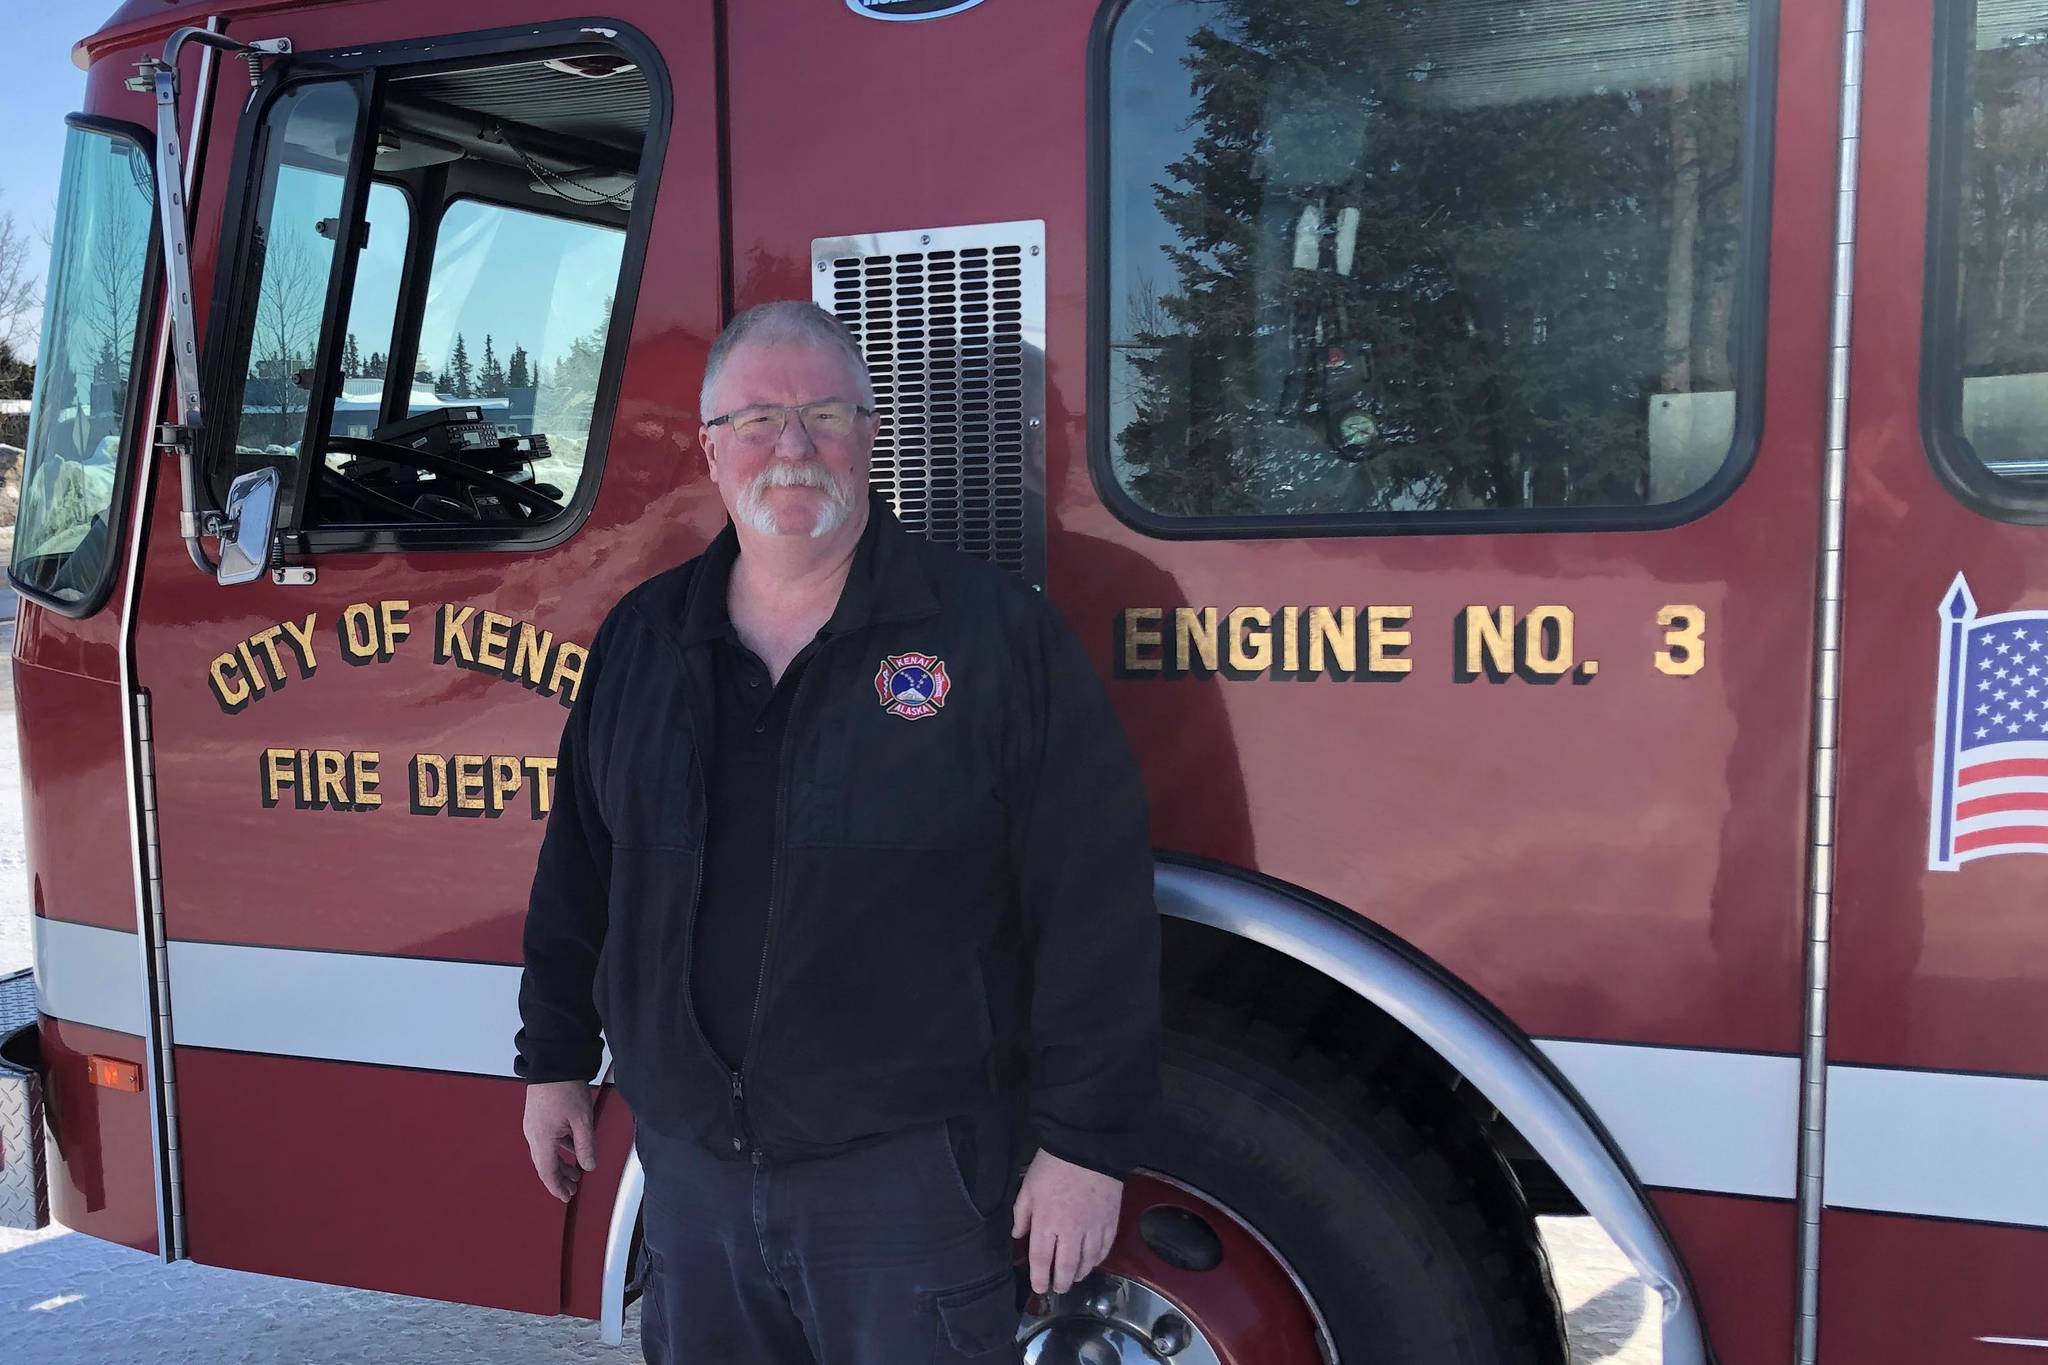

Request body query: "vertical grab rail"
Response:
[1795, 0, 1867, 1358]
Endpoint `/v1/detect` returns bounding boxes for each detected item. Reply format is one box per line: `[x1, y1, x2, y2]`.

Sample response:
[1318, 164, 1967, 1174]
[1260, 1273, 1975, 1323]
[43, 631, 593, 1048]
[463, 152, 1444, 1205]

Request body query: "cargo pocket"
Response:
[931, 1261, 1020, 1360]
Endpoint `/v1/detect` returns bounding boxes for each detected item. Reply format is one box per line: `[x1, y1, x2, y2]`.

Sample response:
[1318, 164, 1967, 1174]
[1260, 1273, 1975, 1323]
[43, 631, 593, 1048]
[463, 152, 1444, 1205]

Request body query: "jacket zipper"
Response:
[728, 642, 825, 1165]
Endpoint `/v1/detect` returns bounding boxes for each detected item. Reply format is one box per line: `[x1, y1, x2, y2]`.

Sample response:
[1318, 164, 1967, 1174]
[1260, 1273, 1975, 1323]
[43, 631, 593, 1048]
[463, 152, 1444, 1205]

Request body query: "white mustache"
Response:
[738, 459, 854, 538]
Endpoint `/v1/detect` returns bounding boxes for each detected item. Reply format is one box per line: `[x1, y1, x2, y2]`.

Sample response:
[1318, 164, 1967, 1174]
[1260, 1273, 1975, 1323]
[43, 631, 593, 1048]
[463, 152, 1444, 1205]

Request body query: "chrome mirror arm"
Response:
[127, 27, 291, 579]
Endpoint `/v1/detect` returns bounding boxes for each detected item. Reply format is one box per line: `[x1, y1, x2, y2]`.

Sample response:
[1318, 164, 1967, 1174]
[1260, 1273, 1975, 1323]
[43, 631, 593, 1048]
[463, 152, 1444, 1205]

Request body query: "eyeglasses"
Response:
[704, 399, 874, 445]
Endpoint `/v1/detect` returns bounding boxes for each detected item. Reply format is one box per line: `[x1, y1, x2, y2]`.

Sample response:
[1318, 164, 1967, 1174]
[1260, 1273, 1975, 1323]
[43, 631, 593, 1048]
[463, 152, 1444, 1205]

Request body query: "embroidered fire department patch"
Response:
[874, 653, 951, 720]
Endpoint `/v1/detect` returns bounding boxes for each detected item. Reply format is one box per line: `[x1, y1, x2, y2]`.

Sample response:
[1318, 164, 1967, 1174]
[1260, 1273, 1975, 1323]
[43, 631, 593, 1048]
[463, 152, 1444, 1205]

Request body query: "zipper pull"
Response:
[729, 1072, 745, 1152]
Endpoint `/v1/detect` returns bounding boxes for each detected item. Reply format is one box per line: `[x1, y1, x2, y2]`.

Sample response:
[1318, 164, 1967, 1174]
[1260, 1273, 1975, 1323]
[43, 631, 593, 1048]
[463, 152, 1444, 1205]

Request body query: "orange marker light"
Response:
[87, 1056, 142, 1092]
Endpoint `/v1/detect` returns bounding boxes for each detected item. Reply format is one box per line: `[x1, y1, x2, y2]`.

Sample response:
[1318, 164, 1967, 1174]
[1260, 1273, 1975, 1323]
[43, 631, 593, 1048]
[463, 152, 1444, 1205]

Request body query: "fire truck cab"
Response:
[6, 1, 2048, 1362]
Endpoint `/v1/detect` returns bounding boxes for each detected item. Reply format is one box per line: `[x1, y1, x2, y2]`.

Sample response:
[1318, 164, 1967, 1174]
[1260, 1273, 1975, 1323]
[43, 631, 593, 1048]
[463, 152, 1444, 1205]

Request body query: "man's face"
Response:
[698, 340, 873, 541]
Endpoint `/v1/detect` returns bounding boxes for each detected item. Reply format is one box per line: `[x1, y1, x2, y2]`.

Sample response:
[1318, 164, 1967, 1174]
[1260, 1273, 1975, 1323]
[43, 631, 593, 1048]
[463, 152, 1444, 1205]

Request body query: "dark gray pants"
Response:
[634, 1111, 1025, 1364]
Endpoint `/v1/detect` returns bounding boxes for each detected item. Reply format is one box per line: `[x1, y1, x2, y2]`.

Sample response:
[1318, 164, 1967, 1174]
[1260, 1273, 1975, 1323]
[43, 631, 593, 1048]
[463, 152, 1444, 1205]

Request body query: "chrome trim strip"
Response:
[1539, 1041, 1798, 1199]
[32, 918, 150, 1037]
[1155, 863, 1710, 1365]
[117, 15, 222, 1262]
[601, 1144, 645, 1346]
[35, 922, 615, 1080]
[167, 942, 530, 1074]
[1798, 0, 1865, 1358]
[1825, 1065, 2048, 1228]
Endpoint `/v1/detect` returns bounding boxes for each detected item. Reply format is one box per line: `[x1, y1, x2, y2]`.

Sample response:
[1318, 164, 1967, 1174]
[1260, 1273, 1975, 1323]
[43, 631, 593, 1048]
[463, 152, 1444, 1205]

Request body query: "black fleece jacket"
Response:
[513, 494, 1161, 1180]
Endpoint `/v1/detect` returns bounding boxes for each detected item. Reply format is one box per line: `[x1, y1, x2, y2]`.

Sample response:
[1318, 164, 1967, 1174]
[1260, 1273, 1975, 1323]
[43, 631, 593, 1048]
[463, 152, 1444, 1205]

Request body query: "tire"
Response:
[1152, 995, 1567, 1365]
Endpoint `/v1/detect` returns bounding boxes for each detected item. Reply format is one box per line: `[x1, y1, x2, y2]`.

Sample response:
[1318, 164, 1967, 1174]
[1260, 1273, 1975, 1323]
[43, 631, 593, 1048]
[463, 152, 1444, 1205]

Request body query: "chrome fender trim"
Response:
[600, 1142, 644, 1347]
[1156, 861, 1709, 1365]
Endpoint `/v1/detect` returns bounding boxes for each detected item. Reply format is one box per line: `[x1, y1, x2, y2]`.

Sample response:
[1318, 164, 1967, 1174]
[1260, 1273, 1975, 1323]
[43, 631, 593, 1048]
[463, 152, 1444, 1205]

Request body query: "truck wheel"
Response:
[1017, 996, 1566, 1365]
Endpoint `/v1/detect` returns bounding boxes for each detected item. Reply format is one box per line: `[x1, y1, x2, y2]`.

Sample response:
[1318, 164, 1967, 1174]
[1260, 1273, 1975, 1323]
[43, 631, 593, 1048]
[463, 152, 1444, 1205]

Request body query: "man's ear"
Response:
[698, 425, 719, 479]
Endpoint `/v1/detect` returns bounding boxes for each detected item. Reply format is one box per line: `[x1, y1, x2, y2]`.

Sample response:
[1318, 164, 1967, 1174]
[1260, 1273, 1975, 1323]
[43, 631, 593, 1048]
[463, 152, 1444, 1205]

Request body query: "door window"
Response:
[404, 198, 626, 503]
[222, 79, 363, 527]
[1926, 0, 2048, 516]
[1100, 0, 1762, 532]
[205, 33, 655, 547]
[327, 182, 413, 440]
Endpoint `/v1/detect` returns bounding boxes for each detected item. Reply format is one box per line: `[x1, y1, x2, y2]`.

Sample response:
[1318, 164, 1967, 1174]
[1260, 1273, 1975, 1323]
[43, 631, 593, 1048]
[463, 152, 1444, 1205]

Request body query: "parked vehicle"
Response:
[6, 1, 2042, 1361]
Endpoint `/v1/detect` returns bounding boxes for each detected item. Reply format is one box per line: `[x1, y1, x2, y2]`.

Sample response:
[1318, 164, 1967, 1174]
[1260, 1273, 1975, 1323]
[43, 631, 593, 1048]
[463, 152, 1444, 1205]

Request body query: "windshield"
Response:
[10, 123, 155, 609]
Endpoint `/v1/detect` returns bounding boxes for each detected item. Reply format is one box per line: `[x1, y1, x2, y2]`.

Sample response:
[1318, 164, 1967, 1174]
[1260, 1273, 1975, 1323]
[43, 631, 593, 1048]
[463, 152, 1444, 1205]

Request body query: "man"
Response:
[514, 300, 1161, 1363]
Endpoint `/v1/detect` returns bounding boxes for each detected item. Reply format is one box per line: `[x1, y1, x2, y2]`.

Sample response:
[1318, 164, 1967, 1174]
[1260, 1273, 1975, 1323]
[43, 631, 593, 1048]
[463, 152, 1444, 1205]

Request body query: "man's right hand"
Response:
[523, 1079, 598, 1202]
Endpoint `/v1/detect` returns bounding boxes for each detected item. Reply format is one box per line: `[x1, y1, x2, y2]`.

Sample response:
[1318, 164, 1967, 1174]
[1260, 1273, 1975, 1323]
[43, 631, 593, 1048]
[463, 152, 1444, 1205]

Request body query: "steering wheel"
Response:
[316, 464, 436, 522]
[323, 435, 564, 520]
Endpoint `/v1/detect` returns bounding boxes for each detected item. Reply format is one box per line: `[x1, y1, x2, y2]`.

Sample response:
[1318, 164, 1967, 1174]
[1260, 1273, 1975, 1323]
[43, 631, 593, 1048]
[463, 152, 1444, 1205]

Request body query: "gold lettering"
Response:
[1367, 606, 1412, 675]
[339, 603, 380, 663]
[380, 600, 411, 652]
[511, 622, 556, 688]
[261, 748, 294, 807]
[1307, 607, 1357, 675]
[352, 750, 381, 809]
[1173, 607, 1219, 673]
[279, 614, 319, 674]
[1522, 605, 1573, 675]
[1656, 604, 1706, 676]
[523, 755, 559, 817]
[251, 625, 289, 682]
[315, 750, 348, 807]
[548, 641, 588, 705]
[1122, 608, 1163, 673]
[1461, 606, 1515, 677]
[1227, 607, 1272, 673]
[489, 755, 523, 814]
[236, 641, 271, 695]
[1280, 606, 1301, 673]
[438, 604, 477, 664]
[476, 610, 513, 671]
[411, 754, 448, 812]
[210, 653, 251, 710]
[453, 754, 486, 811]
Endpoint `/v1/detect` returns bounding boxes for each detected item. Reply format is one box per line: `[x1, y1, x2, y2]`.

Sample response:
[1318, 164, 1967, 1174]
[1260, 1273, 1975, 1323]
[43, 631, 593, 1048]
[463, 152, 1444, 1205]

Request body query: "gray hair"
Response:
[698, 300, 875, 419]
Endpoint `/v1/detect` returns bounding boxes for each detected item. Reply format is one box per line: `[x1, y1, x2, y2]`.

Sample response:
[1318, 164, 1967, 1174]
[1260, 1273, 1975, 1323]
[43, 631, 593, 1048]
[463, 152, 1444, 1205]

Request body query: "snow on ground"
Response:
[0, 627, 1654, 1363]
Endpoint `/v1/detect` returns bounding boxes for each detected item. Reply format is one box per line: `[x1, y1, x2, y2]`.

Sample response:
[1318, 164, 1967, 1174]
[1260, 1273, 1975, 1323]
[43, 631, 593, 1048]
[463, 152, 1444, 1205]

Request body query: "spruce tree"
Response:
[480, 334, 507, 397]
[450, 334, 473, 399]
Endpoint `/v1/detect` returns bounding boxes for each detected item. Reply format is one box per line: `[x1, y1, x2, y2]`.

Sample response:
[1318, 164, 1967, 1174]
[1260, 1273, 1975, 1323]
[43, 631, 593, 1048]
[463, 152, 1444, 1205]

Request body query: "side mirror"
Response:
[216, 467, 280, 585]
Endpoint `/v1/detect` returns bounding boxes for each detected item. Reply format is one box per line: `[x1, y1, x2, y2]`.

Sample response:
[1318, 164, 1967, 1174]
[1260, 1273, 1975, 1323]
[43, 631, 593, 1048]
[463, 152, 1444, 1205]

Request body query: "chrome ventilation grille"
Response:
[814, 221, 1045, 586]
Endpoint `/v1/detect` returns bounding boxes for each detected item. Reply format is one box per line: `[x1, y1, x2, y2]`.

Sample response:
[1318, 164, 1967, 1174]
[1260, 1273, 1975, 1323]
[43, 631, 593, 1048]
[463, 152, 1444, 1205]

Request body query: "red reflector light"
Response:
[87, 1056, 142, 1092]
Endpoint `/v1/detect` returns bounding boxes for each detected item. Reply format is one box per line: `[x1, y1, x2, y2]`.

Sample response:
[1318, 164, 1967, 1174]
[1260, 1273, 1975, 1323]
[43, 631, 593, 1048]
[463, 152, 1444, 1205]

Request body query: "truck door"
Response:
[1825, 0, 2048, 1357]
[126, 8, 721, 1312]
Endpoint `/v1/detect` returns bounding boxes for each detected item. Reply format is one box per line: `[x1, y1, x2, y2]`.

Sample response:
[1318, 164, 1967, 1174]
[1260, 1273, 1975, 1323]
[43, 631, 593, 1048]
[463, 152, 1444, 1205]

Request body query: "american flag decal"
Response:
[1929, 574, 2048, 870]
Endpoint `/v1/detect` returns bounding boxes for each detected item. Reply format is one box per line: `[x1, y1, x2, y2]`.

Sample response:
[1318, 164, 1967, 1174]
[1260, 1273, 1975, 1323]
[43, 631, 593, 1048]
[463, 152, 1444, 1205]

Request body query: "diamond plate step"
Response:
[0, 968, 50, 1230]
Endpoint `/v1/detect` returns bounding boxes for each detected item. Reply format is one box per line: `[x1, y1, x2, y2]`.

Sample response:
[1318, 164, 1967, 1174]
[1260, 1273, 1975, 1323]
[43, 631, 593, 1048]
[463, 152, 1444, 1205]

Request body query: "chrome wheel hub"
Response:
[1019, 1270, 1222, 1364]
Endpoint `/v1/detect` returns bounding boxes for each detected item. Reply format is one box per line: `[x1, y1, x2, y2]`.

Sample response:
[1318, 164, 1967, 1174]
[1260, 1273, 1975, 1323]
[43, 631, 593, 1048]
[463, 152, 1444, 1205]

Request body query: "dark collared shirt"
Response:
[692, 617, 828, 1072]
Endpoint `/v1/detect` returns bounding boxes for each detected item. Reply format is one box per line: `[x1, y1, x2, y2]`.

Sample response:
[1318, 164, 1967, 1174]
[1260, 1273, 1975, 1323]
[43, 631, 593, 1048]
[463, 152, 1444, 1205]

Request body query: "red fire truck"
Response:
[4, 0, 2045, 1359]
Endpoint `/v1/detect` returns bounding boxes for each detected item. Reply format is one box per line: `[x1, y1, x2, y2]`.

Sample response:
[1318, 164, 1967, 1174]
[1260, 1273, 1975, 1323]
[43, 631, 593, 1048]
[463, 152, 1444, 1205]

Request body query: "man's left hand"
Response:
[1010, 1148, 1123, 1295]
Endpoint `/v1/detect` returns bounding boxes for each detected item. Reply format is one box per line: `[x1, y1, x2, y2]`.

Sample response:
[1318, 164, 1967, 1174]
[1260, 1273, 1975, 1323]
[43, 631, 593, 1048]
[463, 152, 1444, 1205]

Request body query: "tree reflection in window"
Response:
[11, 124, 154, 607]
[1949, 9, 2048, 480]
[1107, 0, 1752, 520]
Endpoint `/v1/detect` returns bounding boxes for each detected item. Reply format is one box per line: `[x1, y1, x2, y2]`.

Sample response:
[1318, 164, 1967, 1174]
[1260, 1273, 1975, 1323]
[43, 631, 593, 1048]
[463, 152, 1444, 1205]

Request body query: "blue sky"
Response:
[1, 10, 92, 356]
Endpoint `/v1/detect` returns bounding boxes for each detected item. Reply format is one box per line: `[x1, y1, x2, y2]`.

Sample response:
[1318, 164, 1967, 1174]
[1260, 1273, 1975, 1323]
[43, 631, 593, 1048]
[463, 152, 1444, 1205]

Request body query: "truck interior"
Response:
[205, 40, 651, 539]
